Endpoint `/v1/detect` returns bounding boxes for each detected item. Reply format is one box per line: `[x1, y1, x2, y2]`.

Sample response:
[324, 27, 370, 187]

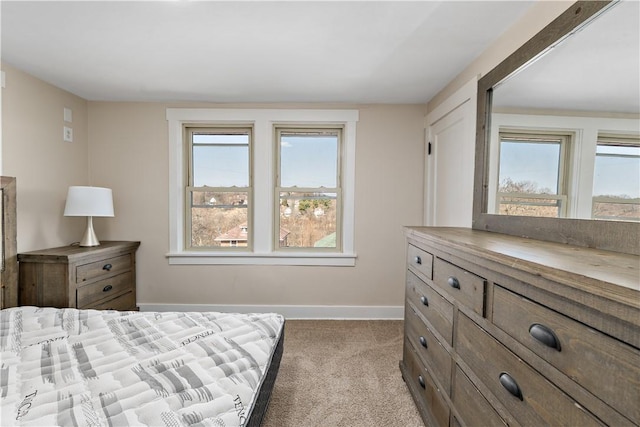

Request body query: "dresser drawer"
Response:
[406, 271, 453, 345]
[77, 272, 132, 308]
[405, 304, 452, 394]
[407, 244, 433, 279]
[456, 312, 603, 426]
[403, 340, 450, 427]
[433, 257, 486, 316]
[84, 291, 136, 311]
[453, 365, 507, 427]
[76, 254, 131, 283]
[493, 286, 640, 423]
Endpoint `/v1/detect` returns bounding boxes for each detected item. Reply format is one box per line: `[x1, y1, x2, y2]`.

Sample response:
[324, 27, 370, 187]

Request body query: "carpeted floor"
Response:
[261, 320, 423, 427]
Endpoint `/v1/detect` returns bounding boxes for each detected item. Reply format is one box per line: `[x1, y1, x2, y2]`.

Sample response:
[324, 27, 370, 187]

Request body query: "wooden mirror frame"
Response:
[472, 0, 639, 256]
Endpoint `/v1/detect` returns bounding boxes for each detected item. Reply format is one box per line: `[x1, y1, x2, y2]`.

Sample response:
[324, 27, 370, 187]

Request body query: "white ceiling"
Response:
[1, 1, 535, 104]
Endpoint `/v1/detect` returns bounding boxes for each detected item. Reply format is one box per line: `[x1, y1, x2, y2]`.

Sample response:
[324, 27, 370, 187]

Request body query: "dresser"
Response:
[18, 241, 140, 310]
[400, 227, 640, 427]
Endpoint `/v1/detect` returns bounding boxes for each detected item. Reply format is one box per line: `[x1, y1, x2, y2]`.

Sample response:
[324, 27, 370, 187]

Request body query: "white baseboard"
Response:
[137, 303, 404, 320]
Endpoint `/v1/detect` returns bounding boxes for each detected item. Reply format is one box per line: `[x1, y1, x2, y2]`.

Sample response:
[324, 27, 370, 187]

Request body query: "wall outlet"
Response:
[63, 126, 73, 142]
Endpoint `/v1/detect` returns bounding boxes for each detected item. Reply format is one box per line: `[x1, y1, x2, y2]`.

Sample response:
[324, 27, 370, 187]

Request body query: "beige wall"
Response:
[1, 63, 89, 252]
[88, 102, 425, 308]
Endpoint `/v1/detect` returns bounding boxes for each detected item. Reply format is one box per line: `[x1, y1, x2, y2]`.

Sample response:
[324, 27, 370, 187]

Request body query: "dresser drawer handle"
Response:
[415, 256, 422, 265]
[103, 285, 113, 292]
[447, 276, 460, 289]
[419, 336, 428, 348]
[418, 375, 426, 389]
[529, 323, 561, 351]
[103, 263, 113, 271]
[420, 295, 429, 306]
[499, 372, 523, 401]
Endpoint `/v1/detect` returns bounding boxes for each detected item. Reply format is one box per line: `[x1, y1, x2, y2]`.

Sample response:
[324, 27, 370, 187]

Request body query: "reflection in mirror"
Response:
[488, 0, 639, 222]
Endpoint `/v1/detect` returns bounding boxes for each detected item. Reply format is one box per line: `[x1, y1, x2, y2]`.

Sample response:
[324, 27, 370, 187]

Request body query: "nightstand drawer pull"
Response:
[103, 263, 113, 271]
[418, 375, 426, 389]
[499, 372, 523, 401]
[529, 323, 561, 351]
[420, 295, 429, 306]
[447, 276, 460, 289]
[415, 256, 422, 265]
[419, 336, 428, 348]
[103, 285, 113, 292]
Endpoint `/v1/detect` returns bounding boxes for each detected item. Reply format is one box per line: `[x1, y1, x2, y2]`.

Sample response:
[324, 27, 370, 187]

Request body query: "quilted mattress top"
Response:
[0, 306, 284, 427]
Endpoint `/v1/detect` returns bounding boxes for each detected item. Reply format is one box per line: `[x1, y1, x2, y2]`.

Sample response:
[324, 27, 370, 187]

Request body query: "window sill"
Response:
[166, 251, 357, 266]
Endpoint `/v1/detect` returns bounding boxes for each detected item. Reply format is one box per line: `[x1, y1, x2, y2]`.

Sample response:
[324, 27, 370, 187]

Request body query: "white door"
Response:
[424, 77, 477, 227]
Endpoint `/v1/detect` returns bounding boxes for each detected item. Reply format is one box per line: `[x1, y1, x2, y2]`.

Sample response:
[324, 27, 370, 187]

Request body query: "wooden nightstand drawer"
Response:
[456, 312, 602, 426]
[84, 291, 136, 311]
[77, 272, 132, 308]
[402, 340, 450, 427]
[405, 304, 452, 394]
[76, 254, 131, 283]
[453, 365, 507, 427]
[407, 244, 433, 279]
[433, 257, 486, 316]
[406, 271, 453, 345]
[493, 286, 640, 423]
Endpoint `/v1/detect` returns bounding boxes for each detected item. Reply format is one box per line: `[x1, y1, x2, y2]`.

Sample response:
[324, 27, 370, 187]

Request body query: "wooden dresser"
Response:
[400, 227, 640, 427]
[18, 241, 140, 310]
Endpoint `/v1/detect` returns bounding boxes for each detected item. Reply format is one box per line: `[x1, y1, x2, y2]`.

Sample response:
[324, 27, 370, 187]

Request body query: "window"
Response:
[276, 128, 341, 250]
[167, 108, 358, 265]
[496, 132, 570, 217]
[592, 135, 640, 221]
[186, 127, 252, 250]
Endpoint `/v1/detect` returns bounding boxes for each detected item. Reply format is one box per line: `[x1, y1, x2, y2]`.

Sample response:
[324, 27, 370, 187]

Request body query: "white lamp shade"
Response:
[64, 186, 114, 217]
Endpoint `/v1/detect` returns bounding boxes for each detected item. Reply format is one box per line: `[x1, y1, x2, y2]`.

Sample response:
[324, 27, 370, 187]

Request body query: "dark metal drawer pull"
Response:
[418, 375, 426, 389]
[419, 336, 428, 348]
[529, 323, 561, 351]
[103, 285, 113, 292]
[499, 372, 523, 401]
[447, 276, 460, 289]
[420, 295, 429, 306]
[103, 263, 113, 271]
[415, 256, 422, 265]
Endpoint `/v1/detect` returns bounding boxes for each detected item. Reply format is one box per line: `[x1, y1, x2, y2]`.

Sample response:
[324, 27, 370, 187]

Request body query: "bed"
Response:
[0, 306, 285, 426]
[0, 177, 285, 426]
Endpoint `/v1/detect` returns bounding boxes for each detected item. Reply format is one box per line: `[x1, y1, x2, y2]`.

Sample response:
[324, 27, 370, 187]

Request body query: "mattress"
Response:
[0, 306, 285, 427]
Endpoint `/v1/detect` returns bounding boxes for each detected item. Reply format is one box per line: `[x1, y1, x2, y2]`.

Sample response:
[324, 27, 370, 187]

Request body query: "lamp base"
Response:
[79, 216, 101, 247]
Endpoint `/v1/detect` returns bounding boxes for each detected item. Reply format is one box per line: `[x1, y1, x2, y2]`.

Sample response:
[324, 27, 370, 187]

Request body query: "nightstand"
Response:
[18, 241, 140, 310]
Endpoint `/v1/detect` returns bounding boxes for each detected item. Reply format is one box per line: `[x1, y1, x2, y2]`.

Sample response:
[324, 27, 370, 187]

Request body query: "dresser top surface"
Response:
[405, 227, 639, 300]
[18, 241, 140, 261]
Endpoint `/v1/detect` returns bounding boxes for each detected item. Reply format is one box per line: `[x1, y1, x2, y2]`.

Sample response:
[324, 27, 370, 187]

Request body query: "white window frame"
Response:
[166, 108, 359, 266]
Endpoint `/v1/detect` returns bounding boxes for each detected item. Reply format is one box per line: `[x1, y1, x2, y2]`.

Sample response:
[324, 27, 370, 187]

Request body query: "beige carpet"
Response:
[261, 320, 424, 427]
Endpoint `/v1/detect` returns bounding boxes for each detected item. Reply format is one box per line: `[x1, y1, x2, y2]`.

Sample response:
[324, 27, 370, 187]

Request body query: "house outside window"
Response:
[592, 135, 640, 221]
[166, 108, 358, 266]
[496, 132, 570, 218]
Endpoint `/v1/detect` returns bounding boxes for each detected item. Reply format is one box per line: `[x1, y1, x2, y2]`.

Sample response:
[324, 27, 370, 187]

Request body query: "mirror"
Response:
[473, 0, 640, 255]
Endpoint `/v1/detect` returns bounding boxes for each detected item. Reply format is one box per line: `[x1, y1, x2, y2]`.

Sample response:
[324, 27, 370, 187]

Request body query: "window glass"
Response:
[192, 134, 249, 187]
[592, 140, 640, 221]
[277, 129, 341, 250]
[497, 134, 567, 218]
[188, 129, 251, 249]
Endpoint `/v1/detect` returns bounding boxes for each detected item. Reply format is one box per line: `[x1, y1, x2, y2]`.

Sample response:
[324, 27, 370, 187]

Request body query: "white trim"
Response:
[138, 303, 404, 320]
[166, 252, 356, 266]
[167, 108, 359, 265]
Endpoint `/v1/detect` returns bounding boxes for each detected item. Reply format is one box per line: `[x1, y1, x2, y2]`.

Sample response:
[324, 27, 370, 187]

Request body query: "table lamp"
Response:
[64, 186, 114, 247]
